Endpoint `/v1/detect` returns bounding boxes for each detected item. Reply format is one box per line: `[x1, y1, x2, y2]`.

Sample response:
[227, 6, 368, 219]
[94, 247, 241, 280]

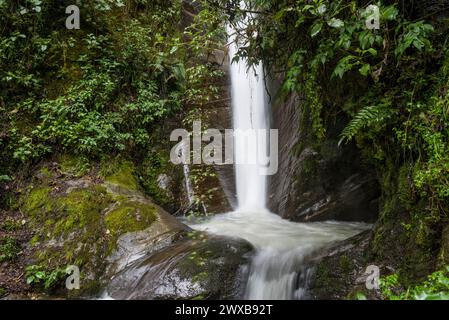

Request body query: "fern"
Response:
[339, 104, 394, 146]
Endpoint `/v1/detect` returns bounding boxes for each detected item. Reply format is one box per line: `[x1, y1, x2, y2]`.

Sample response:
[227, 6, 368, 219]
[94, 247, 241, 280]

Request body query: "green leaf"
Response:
[381, 5, 399, 21]
[359, 30, 375, 49]
[169, 45, 178, 54]
[339, 103, 393, 145]
[0, 175, 12, 182]
[274, 7, 294, 21]
[310, 22, 323, 37]
[327, 18, 344, 28]
[317, 4, 327, 15]
[367, 48, 377, 56]
[332, 55, 357, 79]
[359, 64, 371, 76]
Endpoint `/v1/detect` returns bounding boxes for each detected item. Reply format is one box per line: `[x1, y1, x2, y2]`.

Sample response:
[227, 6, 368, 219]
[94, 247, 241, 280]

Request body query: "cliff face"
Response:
[268, 87, 380, 223]
[141, 1, 236, 216]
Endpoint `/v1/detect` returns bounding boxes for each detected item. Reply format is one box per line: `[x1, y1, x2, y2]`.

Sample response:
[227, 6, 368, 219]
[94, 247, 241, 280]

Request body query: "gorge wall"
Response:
[267, 82, 380, 223]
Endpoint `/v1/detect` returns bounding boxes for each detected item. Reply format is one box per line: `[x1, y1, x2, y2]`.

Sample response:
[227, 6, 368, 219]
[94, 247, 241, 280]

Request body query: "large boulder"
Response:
[105, 234, 252, 300]
[19, 156, 252, 299]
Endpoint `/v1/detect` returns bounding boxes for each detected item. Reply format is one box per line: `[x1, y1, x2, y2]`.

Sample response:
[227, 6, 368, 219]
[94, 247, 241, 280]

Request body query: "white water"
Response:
[192, 211, 369, 299]
[229, 26, 269, 211]
[190, 25, 370, 300]
[177, 138, 195, 205]
[182, 155, 195, 206]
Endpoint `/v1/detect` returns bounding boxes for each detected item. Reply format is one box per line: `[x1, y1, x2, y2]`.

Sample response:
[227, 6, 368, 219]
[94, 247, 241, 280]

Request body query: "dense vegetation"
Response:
[0, 0, 223, 182]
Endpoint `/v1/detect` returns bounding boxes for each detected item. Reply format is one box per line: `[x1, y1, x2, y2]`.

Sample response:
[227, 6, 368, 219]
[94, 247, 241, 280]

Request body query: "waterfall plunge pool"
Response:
[187, 210, 371, 299]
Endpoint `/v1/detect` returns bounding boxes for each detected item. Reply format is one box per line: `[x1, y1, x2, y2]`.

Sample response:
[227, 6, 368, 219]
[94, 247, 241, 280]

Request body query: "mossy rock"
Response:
[19, 158, 171, 297]
[101, 158, 139, 191]
[104, 200, 157, 254]
[59, 155, 90, 177]
[106, 235, 253, 300]
[308, 230, 378, 300]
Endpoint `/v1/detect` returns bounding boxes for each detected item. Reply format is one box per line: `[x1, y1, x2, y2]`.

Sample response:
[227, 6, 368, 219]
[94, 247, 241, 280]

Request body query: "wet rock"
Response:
[307, 230, 383, 300]
[105, 235, 253, 300]
[268, 89, 380, 223]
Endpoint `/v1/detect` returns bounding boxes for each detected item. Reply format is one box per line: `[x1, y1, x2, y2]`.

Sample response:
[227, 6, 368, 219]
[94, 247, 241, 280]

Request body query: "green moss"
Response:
[30, 234, 40, 246]
[302, 157, 317, 176]
[101, 159, 139, 191]
[0, 217, 22, 231]
[59, 154, 90, 177]
[105, 200, 157, 251]
[339, 255, 353, 273]
[397, 165, 415, 211]
[23, 186, 52, 218]
[139, 152, 173, 206]
[371, 161, 439, 285]
[39, 167, 54, 179]
[52, 186, 112, 236]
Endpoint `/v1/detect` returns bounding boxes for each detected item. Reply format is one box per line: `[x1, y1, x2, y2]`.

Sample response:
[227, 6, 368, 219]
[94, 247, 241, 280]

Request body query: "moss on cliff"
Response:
[370, 161, 441, 286]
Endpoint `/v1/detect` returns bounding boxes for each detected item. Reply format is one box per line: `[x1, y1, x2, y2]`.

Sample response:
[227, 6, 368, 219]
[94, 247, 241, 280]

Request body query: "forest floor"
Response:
[0, 208, 34, 298]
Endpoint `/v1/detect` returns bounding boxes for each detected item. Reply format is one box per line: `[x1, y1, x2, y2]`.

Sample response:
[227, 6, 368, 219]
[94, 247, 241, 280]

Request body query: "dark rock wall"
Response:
[267, 86, 380, 223]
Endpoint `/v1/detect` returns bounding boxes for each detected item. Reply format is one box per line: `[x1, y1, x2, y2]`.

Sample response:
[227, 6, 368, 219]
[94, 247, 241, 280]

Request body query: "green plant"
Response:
[339, 102, 394, 145]
[25, 265, 69, 290]
[0, 236, 20, 262]
[380, 267, 449, 300]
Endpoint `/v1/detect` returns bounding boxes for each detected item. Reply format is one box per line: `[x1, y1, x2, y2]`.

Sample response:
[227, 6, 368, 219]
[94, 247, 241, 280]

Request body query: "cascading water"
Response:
[181, 140, 195, 206]
[189, 24, 370, 299]
[229, 26, 268, 211]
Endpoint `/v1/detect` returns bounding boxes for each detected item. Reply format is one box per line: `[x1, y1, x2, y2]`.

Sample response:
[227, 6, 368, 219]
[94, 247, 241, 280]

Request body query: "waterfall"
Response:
[189, 23, 370, 300]
[180, 139, 195, 206]
[228, 26, 269, 211]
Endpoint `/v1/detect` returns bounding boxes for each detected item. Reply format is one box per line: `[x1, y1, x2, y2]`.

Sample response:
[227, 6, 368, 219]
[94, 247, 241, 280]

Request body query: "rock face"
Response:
[20, 156, 252, 299]
[106, 234, 252, 300]
[145, 0, 236, 216]
[268, 89, 380, 223]
[307, 230, 381, 300]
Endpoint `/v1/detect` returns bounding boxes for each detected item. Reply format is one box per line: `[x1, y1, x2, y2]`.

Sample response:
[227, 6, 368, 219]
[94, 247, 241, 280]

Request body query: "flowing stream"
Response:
[189, 26, 370, 299]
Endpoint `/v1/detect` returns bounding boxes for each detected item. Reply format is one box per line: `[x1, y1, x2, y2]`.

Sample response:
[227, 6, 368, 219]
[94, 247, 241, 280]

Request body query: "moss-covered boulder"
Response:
[20, 157, 172, 296]
[19, 155, 253, 299]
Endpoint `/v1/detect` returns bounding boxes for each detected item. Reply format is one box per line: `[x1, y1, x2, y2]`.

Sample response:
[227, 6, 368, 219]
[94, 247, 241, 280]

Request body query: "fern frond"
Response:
[339, 104, 393, 146]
